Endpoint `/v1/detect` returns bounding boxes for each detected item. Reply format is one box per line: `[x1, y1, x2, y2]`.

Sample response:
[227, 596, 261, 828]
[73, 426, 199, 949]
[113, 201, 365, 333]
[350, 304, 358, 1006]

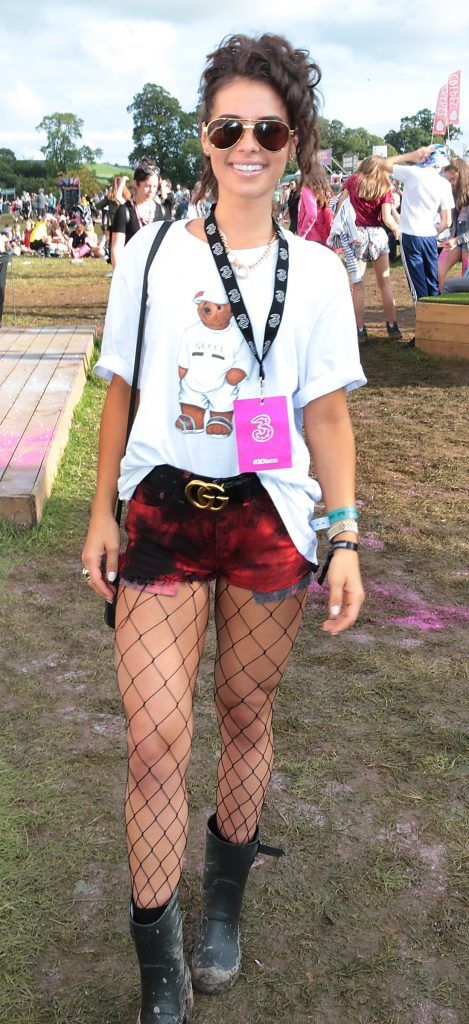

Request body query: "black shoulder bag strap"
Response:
[103, 220, 172, 628]
[115, 219, 173, 527]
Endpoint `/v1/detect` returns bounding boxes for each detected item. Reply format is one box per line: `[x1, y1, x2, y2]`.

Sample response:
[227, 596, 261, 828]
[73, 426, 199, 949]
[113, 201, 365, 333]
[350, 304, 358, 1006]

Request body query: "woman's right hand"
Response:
[82, 511, 121, 601]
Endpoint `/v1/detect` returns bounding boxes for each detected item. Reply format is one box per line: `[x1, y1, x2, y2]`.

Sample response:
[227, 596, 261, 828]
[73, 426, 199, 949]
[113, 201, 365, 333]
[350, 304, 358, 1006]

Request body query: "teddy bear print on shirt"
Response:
[175, 290, 253, 437]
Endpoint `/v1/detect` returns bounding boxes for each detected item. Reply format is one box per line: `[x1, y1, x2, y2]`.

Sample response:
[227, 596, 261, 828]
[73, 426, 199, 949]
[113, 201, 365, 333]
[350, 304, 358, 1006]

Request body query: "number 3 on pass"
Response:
[251, 413, 274, 443]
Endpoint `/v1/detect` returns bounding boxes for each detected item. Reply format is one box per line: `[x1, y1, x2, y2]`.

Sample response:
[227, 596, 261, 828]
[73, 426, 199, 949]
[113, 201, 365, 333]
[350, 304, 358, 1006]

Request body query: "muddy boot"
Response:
[130, 889, 193, 1023]
[192, 814, 283, 995]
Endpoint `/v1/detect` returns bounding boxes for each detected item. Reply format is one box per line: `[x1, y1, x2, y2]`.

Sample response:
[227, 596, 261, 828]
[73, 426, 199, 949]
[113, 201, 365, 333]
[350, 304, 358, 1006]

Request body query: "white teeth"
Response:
[233, 164, 263, 171]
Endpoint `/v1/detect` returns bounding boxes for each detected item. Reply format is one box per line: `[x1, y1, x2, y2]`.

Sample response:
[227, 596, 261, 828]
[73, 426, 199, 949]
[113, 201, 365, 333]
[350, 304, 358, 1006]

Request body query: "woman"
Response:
[341, 156, 402, 342]
[82, 33, 365, 1024]
[96, 175, 131, 260]
[69, 221, 90, 260]
[439, 157, 469, 291]
[111, 161, 165, 267]
[287, 178, 299, 232]
[297, 162, 334, 244]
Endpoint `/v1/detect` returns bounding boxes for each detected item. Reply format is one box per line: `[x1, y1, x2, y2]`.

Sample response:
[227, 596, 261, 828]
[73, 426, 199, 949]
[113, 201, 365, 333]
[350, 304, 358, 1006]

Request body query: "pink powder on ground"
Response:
[362, 536, 385, 551]
[368, 581, 468, 632]
[388, 605, 469, 632]
[368, 580, 425, 605]
[388, 613, 445, 632]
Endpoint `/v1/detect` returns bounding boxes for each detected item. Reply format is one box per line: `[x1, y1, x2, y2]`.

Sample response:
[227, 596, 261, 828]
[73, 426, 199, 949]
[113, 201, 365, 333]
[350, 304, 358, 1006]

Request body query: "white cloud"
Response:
[4, 80, 43, 127]
[83, 19, 177, 77]
[0, 1, 467, 165]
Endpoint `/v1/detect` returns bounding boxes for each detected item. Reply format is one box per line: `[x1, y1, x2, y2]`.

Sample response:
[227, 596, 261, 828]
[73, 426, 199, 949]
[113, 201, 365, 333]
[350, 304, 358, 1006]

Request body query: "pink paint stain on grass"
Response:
[388, 612, 446, 632]
[368, 580, 425, 605]
[362, 535, 385, 551]
[389, 606, 469, 632]
[367, 580, 469, 633]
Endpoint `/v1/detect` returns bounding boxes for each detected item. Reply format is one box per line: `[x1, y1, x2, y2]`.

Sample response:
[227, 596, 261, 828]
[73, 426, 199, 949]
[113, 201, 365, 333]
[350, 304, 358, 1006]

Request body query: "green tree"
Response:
[128, 84, 200, 186]
[68, 164, 100, 197]
[384, 108, 461, 152]
[35, 113, 102, 172]
[79, 145, 103, 165]
[36, 113, 84, 170]
[319, 118, 395, 164]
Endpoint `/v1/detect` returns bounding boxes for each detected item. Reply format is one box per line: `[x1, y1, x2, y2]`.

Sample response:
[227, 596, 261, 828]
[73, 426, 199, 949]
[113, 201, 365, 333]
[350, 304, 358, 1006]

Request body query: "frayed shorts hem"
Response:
[120, 568, 316, 604]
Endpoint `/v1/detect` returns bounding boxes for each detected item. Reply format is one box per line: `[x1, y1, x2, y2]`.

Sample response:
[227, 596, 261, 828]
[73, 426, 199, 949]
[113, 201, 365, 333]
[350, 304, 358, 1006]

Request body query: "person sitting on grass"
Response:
[85, 224, 106, 258]
[70, 221, 91, 259]
[69, 222, 106, 260]
[442, 265, 469, 294]
[29, 215, 53, 256]
[48, 218, 71, 257]
[438, 157, 469, 293]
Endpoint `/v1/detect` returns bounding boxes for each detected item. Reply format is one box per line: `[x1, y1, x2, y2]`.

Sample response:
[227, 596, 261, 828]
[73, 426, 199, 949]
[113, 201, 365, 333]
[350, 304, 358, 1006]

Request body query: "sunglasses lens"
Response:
[254, 120, 290, 151]
[207, 119, 243, 149]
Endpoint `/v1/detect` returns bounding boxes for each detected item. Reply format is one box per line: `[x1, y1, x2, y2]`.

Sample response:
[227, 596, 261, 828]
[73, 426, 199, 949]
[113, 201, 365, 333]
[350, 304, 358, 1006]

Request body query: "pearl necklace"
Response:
[218, 227, 278, 279]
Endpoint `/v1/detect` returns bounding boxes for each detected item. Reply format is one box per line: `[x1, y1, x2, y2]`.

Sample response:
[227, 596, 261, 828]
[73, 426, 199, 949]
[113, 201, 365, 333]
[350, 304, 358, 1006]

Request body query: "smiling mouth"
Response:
[231, 163, 265, 173]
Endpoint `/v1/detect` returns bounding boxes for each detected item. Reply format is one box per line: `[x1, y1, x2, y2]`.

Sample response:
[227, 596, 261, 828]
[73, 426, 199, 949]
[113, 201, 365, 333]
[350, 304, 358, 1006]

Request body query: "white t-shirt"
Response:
[391, 165, 454, 237]
[95, 220, 366, 563]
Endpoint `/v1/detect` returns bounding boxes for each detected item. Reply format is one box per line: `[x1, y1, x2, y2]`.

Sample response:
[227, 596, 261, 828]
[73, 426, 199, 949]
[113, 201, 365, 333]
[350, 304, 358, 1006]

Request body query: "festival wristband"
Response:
[317, 540, 359, 586]
[327, 519, 359, 541]
[327, 506, 359, 524]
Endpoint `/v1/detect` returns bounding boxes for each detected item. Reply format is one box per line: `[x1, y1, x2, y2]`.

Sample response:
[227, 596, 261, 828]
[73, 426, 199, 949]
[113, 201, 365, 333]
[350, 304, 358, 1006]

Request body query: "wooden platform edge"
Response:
[416, 303, 469, 325]
[416, 337, 469, 359]
[0, 329, 95, 527]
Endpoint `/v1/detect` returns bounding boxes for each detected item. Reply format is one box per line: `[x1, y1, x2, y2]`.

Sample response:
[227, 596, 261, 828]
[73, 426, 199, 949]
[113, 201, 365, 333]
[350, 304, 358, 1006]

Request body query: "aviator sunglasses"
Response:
[204, 117, 295, 152]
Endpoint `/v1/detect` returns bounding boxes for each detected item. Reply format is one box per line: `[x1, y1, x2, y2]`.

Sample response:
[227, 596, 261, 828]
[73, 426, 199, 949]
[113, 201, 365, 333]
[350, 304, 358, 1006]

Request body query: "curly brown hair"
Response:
[195, 33, 321, 203]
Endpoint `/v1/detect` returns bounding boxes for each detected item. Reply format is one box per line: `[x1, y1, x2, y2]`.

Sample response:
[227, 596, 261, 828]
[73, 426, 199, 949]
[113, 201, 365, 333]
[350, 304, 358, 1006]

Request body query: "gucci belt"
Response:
[184, 478, 229, 512]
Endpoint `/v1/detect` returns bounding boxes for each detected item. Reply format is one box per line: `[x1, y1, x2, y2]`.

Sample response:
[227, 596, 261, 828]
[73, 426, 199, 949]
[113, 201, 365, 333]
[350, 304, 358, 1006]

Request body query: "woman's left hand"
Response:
[322, 549, 365, 635]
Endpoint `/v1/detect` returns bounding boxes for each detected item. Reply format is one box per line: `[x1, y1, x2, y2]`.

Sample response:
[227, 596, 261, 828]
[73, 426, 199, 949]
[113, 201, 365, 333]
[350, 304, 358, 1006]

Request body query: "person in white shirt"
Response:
[383, 145, 454, 304]
[82, 32, 365, 1023]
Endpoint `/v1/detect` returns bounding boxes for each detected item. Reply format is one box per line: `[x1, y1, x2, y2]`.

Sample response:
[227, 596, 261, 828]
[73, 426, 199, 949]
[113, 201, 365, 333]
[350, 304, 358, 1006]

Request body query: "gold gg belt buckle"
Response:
[184, 478, 229, 512]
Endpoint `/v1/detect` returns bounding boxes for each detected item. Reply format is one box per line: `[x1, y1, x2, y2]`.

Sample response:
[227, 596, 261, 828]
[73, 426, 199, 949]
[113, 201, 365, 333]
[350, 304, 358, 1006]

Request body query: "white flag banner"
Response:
[447, 71, 461, 126]
[433, 83, 448, 135]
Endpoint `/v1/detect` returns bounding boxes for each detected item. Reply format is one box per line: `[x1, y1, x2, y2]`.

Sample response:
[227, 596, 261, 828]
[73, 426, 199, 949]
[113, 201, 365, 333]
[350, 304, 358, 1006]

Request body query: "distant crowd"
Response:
[1, 148, 467, 324]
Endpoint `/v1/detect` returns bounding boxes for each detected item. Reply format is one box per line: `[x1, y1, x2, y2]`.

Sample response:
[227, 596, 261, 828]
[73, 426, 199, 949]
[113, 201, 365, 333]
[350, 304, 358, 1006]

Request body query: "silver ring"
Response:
[82, 567, 91, 581]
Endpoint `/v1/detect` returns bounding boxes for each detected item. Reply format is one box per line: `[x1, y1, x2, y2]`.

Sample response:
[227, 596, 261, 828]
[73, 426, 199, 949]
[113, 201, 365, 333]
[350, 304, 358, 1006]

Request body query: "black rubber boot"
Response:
[130, 889, 193, 1023]
[192, 814, 283, 995]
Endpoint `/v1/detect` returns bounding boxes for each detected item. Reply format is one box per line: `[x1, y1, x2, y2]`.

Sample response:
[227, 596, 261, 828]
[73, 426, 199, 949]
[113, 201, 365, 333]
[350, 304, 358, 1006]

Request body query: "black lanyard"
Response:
[204, 206, 289, 395]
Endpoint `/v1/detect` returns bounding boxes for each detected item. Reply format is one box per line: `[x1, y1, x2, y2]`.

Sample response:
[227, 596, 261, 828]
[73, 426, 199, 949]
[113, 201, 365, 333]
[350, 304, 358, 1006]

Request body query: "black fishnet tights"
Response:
[115, 579, 306, 908]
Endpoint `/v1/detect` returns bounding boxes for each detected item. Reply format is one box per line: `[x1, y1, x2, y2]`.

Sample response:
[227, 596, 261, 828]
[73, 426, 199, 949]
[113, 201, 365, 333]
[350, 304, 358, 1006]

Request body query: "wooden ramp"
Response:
[0, 326, 94, 526]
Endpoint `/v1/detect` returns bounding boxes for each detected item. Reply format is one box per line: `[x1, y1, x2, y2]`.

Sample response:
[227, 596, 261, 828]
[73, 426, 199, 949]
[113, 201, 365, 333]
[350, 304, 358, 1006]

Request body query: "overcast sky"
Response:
[2, 0, 467, 168]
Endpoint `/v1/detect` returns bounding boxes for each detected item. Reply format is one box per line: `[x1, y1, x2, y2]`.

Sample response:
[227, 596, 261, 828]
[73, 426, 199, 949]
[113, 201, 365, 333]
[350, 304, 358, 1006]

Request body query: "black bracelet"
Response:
[317, 540, 359, 586]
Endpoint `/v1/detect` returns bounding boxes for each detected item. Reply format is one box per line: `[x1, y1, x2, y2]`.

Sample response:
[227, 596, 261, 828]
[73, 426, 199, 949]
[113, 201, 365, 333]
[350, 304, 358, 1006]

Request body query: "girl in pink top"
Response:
[298, 163, 334, 244]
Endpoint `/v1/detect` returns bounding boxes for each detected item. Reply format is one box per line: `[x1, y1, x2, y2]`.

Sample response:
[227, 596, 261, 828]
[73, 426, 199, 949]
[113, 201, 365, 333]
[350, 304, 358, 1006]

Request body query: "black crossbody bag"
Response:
[103, 221, 173, 628]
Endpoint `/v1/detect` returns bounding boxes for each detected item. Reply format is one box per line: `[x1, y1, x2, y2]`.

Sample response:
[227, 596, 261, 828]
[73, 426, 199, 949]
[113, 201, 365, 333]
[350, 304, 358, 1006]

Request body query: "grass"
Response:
[420, 293, 469, 304]
[0, 261, 468, 1023]
[85, 161, 133, 183]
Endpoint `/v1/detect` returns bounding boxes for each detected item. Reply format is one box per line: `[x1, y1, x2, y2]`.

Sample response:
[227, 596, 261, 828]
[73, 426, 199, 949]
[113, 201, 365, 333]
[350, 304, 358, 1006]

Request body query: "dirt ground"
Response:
[3, 248, 418, 337]
[1, 255, 468, 1024]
